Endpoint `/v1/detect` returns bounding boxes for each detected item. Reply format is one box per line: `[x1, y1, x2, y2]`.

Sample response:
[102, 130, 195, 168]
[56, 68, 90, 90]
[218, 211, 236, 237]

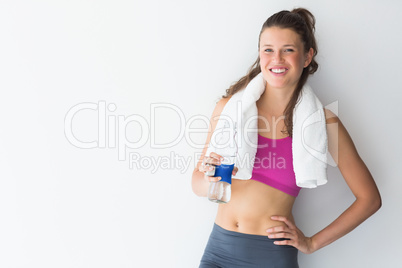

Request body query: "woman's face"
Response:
[259, 27, 313, 92]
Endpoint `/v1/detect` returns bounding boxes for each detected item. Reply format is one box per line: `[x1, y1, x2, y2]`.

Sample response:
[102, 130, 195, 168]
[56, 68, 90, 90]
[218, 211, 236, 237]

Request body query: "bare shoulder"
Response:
[212, 96, 232, 118]
[323, 108, 349, 139]
[208, 96, 233, 127]
[324, 108, 339, 124]
[324, 108, 350, 166]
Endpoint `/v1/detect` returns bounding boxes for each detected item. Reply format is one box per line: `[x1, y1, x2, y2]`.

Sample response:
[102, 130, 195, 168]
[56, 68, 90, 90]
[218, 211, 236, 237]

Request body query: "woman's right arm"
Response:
[191, 97, 232, 197]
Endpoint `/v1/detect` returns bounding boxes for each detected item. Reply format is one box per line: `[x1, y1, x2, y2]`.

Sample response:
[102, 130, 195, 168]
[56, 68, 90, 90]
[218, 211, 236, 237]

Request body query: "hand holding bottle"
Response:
[199, 152, 238, 180]
[200, 152, 238, 203]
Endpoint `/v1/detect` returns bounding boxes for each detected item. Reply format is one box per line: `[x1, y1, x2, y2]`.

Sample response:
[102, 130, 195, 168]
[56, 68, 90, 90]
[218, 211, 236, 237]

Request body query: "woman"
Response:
[192, 8, 381, 268]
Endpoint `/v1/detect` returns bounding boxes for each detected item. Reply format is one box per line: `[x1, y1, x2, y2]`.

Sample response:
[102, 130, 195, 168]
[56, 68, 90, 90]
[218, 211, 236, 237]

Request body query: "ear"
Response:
[304, 48, 314, 68]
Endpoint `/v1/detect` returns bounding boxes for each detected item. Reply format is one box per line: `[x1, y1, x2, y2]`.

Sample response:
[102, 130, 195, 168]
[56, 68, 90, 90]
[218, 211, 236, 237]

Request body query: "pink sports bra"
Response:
[250, 134, 301, 197]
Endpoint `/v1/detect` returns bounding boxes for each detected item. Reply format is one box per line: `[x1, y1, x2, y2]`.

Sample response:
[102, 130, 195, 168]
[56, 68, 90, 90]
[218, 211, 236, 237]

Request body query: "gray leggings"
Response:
[199, 223, 299, 268]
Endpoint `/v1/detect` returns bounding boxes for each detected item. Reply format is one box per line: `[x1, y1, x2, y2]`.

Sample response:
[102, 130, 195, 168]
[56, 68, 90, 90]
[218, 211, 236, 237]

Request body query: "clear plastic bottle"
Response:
[207, 123, 237, 204]
[207, 155, 236, 203]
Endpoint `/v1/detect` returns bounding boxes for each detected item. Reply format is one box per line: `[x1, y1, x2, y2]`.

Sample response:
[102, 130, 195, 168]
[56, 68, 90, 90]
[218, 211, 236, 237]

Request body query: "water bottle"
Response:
[207, 123, 237, 203]
[207, 155, 236, 203]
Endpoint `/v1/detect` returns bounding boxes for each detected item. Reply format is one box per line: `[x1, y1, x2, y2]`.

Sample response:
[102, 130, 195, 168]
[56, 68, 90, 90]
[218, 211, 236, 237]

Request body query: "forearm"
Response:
[191, 168, 209, 197]
[310, 196, 381, 252]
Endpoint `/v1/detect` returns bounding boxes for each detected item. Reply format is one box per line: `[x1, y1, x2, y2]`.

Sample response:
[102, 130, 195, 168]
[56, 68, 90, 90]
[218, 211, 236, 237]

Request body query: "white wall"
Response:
[0, 0, 400, 267]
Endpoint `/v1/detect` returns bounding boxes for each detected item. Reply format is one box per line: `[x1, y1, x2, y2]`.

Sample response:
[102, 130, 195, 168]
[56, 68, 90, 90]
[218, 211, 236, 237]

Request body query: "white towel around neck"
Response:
[205, 72, 328, 188]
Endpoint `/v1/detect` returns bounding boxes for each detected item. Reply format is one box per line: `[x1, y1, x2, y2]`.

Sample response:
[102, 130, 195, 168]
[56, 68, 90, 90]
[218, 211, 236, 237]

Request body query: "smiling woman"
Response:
[259, 27, 313, 92]
[192, 7, 381, 268]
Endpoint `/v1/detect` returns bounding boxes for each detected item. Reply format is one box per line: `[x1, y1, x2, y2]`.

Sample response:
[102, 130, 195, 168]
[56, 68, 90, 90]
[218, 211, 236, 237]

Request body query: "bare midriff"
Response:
[214, 178, 296, 236]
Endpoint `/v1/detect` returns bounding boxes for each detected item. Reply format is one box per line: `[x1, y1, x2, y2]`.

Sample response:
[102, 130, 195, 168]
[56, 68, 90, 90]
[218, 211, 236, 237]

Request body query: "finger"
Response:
[208, 153, 224, 165]
[209, 152, 224, 161]
[273, 239, 293, 246]
[204, 156, 222, 166]
[270, 216, 296, 229]
[267, 231, 295, 239]
[205, 175, 221, 182]
[268, 233, 294, 242]
[204, 167, 216, 178]
[200, 163, 214, 173]
[232, 166, 238, 175]
[266, 225, 289, 234]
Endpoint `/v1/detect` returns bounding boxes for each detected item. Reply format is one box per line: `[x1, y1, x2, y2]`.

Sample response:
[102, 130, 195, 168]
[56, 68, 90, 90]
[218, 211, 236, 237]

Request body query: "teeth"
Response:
[271, 68, 286, 73]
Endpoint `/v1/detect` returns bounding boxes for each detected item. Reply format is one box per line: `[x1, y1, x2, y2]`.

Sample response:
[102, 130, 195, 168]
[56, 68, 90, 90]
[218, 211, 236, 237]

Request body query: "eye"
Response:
[264, 48, 273, 52]
[284, 48, 294, 52]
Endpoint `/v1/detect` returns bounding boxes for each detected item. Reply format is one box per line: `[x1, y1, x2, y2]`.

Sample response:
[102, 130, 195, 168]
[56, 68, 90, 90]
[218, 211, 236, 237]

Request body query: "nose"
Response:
[272, 51, 284, 63]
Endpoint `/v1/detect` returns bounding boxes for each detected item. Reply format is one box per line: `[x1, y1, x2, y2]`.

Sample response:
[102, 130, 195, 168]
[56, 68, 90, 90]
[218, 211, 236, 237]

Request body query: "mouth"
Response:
[269, 68, 288, 74]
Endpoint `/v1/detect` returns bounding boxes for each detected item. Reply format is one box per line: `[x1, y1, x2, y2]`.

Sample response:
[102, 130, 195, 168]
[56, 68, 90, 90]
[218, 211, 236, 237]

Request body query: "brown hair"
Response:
[223, 8, 318, 137]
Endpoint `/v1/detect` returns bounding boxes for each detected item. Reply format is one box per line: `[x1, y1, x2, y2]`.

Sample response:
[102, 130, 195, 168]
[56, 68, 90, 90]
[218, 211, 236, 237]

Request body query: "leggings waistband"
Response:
[212, 223, 277, 241]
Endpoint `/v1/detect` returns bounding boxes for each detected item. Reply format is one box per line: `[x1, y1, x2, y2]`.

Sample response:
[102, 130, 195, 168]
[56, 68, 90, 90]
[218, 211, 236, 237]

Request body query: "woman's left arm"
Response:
[267, 109, 382, 254]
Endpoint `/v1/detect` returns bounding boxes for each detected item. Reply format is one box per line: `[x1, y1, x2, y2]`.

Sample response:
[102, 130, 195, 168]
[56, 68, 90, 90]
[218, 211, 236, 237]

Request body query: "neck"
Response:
[257, 84, 295, 115]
